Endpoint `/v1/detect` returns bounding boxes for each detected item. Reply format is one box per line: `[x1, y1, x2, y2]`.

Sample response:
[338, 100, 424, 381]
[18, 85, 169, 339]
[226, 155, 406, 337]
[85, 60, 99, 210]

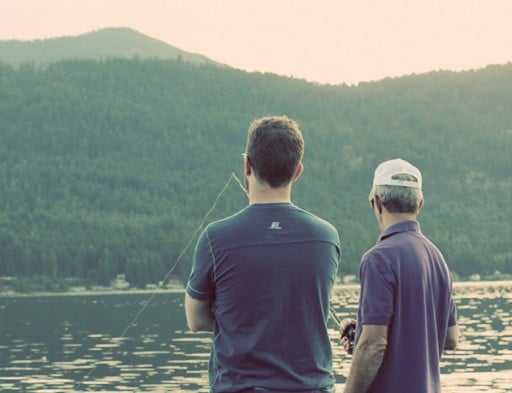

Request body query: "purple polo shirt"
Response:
[355, 220, 457, 393]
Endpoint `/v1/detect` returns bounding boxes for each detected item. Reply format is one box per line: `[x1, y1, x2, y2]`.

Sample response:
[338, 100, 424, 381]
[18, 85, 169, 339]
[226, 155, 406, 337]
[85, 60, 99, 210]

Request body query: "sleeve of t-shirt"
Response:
[447, 293, 457, 327]
[359, 252, 395, 326]
[185, 227, 215, 302]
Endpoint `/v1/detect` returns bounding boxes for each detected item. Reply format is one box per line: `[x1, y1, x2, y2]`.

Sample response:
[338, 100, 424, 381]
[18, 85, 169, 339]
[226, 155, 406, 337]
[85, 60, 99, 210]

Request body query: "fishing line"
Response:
[80, 172, 242, 383]
[231, 170, 249, 197]
[79, 170, 344, 384]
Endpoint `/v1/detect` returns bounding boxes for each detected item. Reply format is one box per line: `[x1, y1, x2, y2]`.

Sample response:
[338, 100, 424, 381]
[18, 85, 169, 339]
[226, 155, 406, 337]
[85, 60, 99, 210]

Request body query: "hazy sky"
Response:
[1, 0, 511, 85]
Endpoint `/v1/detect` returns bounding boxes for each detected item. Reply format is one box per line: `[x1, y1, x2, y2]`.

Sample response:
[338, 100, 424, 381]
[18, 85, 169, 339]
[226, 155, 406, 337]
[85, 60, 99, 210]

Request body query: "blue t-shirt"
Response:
[186, 203, 340, 393]
[355, 220, 457, 393]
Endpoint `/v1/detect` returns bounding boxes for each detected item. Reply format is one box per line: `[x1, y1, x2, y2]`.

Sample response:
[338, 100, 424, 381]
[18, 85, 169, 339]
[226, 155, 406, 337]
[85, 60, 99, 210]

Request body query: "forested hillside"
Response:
[0, 58, 511, 290]
[0, 27, 220, 68]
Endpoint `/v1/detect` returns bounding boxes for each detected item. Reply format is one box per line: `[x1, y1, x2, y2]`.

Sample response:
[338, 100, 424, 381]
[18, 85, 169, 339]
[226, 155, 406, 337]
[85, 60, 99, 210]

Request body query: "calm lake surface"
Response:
[0, 281, 511, 393]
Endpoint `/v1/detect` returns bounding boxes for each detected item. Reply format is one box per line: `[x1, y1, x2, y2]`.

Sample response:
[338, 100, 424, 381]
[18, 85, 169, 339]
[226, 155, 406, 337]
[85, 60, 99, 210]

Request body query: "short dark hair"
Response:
[245, 116, 304, 188]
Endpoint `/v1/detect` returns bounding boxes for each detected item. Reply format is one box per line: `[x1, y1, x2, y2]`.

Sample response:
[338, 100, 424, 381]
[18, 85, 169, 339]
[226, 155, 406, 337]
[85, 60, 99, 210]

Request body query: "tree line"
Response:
[0, 58, 511, 290]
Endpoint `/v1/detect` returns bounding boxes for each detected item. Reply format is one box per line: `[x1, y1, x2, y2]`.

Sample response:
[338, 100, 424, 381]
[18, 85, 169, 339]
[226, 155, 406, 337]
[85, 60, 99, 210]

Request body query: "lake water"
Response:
[0, 281, 511, 392]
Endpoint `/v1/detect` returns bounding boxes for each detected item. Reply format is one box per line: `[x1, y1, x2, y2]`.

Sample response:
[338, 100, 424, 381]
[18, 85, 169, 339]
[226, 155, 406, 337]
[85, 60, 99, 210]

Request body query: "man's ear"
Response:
[417, 198, 424, 213]
[374, 195, 383, 214]
[244, 155, 252, 176]
[291, 163, 303, 183]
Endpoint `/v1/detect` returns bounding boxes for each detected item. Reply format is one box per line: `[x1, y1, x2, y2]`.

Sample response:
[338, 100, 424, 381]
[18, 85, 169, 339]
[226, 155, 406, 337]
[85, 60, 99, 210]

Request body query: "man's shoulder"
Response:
[204, 207, 249, 232]
[292, 206, 338, 231]
[362, 225, 446, 268]
[290, 208, 340, 247]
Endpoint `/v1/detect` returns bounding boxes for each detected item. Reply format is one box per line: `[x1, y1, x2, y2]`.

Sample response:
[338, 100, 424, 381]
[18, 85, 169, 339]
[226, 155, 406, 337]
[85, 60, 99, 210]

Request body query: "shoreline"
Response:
[0, 287, 186, 298]
[1, 280, 511, 298]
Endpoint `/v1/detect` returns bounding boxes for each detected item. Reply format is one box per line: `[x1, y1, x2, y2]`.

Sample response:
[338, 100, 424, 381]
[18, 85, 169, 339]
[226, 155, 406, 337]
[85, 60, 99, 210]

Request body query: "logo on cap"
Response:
[372, 158, 422, 189]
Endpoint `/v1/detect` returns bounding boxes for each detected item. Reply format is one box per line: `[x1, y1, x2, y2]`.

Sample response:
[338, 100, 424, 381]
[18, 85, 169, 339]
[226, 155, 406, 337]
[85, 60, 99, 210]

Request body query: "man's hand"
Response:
[339, 318, 356, 354]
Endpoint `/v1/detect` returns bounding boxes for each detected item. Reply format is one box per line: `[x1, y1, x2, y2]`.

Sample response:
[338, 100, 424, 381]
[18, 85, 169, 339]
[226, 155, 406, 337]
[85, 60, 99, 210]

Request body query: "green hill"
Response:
[0, 57, 510, 291]
[0, 27, 222, 68]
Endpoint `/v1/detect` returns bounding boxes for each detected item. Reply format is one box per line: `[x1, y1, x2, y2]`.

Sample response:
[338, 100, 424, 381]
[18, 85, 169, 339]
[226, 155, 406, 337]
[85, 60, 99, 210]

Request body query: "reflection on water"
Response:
[0, 282, 511, 392]
[439, 283, 512, 392]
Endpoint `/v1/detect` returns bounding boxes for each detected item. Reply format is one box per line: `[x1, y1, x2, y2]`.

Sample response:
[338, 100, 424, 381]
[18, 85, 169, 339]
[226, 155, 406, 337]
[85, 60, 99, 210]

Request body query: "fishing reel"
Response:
[328, 307, 356, 355]
[341, 320, 356, 354]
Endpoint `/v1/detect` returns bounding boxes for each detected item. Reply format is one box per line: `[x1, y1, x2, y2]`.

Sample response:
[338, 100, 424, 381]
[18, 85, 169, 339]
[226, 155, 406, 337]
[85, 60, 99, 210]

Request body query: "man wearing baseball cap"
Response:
[342, 158, 459, 393]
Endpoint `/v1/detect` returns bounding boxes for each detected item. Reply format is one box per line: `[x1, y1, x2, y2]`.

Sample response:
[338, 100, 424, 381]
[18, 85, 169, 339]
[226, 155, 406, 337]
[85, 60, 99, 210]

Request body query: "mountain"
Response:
[0, 27, 223, 67]
[0, 54, 511, 291]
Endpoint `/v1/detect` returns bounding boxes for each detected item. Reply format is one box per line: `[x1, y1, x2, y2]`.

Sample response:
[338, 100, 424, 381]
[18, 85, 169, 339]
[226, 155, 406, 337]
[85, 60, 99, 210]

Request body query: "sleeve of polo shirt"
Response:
[447, 293, 457, 327]
[359, 253, 395, 326]
[185, 227, 215, 301]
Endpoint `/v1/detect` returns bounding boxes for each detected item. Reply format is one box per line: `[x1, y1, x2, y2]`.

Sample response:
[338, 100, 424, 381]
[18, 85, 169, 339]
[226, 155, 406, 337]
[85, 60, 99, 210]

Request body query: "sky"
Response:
[1, 0, 512, 85]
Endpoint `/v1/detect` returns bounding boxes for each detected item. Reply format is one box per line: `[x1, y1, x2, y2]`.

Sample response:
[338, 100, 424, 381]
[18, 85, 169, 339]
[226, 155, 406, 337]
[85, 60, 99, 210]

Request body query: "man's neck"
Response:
[379, 213, 417, 232]
[248, 183, 292, 205]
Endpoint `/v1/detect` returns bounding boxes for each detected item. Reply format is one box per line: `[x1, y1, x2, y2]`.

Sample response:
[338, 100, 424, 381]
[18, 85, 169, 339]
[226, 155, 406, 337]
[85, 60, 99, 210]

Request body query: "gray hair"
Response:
[369, 175, 423, 213]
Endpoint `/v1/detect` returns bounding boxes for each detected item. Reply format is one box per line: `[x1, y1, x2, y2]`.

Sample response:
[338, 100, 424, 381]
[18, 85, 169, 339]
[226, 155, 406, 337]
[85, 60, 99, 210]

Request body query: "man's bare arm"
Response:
[184, 293, 215, 332]
[343, 324, 388, 393]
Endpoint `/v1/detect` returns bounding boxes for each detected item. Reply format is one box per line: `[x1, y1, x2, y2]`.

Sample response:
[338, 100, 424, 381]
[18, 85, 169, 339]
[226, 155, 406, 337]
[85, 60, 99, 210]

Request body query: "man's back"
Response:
[187, 203, 340, 392]
[357, 221, 456, 393]
[343, 159, 458, 393]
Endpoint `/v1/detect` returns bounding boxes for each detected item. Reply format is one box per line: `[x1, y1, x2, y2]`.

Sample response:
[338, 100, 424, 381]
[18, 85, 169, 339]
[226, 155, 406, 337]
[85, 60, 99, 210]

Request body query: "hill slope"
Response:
[0, 58, 510, 290]
[0, 27, 222, 67]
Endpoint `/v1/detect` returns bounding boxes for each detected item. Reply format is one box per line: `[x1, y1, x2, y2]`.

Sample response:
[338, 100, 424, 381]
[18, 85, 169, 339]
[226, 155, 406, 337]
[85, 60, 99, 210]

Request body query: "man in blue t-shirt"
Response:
[185, 116, 341, 393]
[342, 158, 459, 393]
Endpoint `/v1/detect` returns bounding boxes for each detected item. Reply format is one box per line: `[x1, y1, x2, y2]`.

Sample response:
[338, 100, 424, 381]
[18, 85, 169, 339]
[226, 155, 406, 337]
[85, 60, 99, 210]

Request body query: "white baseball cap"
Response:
[372, 158, 422, 189]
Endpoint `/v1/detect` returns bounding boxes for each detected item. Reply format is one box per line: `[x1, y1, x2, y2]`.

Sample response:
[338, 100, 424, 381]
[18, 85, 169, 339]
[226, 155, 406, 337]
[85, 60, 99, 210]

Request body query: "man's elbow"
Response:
[186, 319, 199, 332]
[186, 313, 214, 332]
[184, 294, 214, 332]
[444, 325, 459, 350]
[444, 336, 458, 350]
[187, 320, 211, 332]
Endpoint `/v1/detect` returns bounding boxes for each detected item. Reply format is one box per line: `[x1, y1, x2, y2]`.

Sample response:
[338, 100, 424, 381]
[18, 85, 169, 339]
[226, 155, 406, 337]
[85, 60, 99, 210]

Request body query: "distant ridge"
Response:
[0, 27, 224, 67]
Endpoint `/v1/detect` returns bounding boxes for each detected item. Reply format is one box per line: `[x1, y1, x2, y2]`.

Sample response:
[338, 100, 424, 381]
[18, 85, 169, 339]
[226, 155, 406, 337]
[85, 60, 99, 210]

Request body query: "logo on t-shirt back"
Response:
[268, 221, 282, 230]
